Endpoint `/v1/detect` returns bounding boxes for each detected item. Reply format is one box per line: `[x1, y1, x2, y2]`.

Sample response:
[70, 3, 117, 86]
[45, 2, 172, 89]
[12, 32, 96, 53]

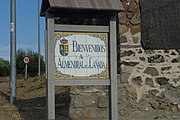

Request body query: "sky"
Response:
[0, 0, 45, 60]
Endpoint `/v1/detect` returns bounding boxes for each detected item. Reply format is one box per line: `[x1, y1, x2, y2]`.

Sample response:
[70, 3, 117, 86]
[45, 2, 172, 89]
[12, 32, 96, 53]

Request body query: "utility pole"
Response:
[10, 0, 16, 104]
[38, 0, 41, 77]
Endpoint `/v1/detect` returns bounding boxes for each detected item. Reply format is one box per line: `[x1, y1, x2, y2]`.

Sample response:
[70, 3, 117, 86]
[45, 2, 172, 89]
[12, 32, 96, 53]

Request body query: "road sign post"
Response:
[22, 56, 30, 79]
[25, 64, 28, 79]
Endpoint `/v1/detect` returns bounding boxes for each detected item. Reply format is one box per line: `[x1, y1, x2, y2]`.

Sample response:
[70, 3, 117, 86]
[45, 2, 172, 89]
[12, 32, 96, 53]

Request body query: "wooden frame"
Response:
[45, 13, 118, 120]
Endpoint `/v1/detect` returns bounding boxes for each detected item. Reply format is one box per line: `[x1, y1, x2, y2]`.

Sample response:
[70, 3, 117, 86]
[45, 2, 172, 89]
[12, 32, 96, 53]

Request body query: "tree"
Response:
[16, 49, 45, 77]
[16, 49, 26, 75]
[0, 58, 9, 77]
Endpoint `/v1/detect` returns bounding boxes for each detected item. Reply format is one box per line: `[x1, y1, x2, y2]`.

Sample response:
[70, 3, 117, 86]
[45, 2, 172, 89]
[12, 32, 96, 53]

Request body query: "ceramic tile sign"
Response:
[54, 32, 109, 80]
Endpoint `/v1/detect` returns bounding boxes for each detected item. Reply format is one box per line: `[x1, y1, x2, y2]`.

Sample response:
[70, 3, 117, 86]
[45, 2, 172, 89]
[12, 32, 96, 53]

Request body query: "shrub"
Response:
[16, 49, 45, 77]
[0, 58, 9, 77]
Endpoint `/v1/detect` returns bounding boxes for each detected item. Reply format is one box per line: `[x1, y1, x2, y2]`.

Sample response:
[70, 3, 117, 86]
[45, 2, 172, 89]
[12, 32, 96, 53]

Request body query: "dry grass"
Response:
[0, 75, 70, 120]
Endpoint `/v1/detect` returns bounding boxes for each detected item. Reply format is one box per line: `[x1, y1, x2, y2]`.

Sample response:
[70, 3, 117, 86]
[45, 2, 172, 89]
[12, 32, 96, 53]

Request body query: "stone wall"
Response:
[59, 0, 180, 119]
[119, 0, 180, 119]
[69, 86, 109, 120]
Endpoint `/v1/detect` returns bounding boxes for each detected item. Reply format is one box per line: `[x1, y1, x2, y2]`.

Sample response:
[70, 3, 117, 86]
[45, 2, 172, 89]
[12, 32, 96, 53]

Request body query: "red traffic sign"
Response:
[22, 56, 30, 64]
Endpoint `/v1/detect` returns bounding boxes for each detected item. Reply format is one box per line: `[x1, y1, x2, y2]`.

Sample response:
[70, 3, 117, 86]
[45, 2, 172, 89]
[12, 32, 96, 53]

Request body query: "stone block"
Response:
[144, 67, 159, 76]
[120, 36, 128, 43]
[139, 57, 146, 61]
[173, 78, 180, 84]
[73, 95, 98, 108]
[132, 76, 143, 86]
[122, 61, 140, 66]
[118, 86, 127, 96]
[150, 89, 159, 96]
[156, 77, 169, 85]
[171, 51, 177, 55]
[161, 66, 172, 71]
[150, 101, 159, 110]
[171, 58, 179, 63]
[98, 96, 108, 108]
[144, 50, 155, 54]
[148, 55, 165, 63]
[119, 25, 129, 35]
[121, 65, 134, 73]
[132, 36, 139, 44]
[170, 104, 179, 113]
[84, 107, 108, 119]
[128, 0, 139, 12]
[121, 50, 135, 57]
[130, 9, 140, 25]
[96, 108, 108, 119]
[127, 85, 137, 95]
[119, 110, 130, 116]
[126, 11, 134, 19]
[70, 87, 80, 95]
[145, 78, 154, 87]
[164, 86, 180, 105]
[121, 72, 131, 83]
[119, 12, 129, 24]
[130, 24, 140, 35]
[121, 0, 130, 10]
[158, 102, 167, 110]
[136, 104, 149, 112]
[69, 107, 85, 120]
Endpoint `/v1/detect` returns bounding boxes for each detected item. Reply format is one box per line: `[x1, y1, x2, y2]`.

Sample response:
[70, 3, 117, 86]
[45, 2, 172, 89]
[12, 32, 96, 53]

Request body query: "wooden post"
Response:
[46, 14, 55, 120]
[110, 15, 118, 120]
